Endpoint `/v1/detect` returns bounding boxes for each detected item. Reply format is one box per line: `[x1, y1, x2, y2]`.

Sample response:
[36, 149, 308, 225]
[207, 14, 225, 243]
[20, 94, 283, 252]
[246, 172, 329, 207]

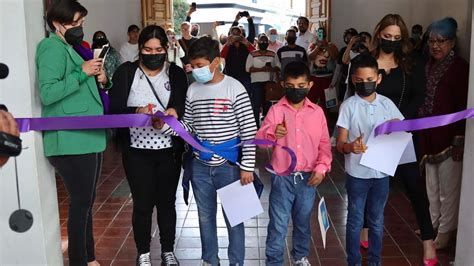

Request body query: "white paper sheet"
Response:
[360, 131, 412, 176]
[318, 197, 330, 249]
[217, 180, 264, 227]
[399, 138, 417, 165]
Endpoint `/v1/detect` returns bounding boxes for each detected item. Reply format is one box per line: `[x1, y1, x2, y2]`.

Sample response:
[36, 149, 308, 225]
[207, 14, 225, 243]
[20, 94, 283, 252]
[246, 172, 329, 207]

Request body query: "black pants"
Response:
[49, 153, 103, 266]
[249, 82, 266, 127]
[363, 162, 434, 241]
[122, 147, 181, 254]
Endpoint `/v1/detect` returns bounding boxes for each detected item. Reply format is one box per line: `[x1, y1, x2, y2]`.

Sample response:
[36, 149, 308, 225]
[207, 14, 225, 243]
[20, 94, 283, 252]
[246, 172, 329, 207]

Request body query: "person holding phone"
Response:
[91, 30, 122, 79]
[246, 33, 279, 126]
[231, 11, 256, 44]
[166, 28, 185, 68]
[37, 1, 110, 265]
[221, 26, 256, 96]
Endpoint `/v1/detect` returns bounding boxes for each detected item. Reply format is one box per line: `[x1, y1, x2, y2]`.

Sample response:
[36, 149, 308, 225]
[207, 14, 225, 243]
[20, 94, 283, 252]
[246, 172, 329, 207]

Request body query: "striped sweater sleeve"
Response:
[233, 91, 257, 172]
[161, 97, 196, 135]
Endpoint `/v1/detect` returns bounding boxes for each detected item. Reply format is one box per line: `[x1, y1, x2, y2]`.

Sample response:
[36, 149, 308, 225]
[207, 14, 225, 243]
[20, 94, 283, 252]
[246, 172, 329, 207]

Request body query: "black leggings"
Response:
[49, 153, 103, 266]
[122, 147, 181, 254]
[363, 161, 434, 241]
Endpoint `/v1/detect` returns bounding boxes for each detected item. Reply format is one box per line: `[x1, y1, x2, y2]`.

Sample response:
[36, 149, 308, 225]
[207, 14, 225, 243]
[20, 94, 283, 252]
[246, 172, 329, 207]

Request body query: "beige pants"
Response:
[425, 157, 463, 233]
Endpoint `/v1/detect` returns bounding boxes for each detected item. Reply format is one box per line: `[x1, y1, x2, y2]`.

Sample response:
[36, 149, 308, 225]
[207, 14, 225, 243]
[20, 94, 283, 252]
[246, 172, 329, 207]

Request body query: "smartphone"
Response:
[216, 21, 225, 26]
[239, 11, 249, 17]
[265, 62, 272, 67]
[191, 2, 196, 9]
[98, 46, 110, 59]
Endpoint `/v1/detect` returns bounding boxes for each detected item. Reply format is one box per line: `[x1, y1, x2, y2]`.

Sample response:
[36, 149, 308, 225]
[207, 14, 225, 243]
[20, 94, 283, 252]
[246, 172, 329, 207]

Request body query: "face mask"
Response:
[285, 88, 309, 104]
[63, 26, 84, 46]
[287, 36, 297, 45]
[349, 50, 360, 60]
[354, 81, 377, 97]
[380, 38, 401, 54]
[191, 29, 199, 36]
[141, 53, 166, 70]
[93, 37, 108, 48]
[192, 64, 215, 83]
[269, 34, 278, 42]
[412, 33, 421, 41]
[258, 43, 269, 50]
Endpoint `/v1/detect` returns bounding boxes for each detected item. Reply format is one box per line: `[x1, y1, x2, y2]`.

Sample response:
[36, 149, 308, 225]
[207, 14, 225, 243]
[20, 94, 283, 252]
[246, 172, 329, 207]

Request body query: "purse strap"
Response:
[138, 66, 167, 110]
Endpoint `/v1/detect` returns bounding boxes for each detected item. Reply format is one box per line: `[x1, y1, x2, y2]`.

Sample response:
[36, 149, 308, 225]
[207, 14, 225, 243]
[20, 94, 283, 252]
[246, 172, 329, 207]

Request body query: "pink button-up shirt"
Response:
[256, 97, 332, 175]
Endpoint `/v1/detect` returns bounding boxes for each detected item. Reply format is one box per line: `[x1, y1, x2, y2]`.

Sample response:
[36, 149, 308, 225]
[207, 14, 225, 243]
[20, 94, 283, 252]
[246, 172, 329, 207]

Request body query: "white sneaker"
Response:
[295, 257, 311, 266]
[137, 252, 152, 266]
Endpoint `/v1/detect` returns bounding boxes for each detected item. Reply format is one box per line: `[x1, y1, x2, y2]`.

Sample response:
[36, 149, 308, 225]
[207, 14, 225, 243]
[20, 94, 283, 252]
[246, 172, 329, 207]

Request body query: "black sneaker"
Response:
[136, 252, 152, 266]
[161, 252, 179, 266]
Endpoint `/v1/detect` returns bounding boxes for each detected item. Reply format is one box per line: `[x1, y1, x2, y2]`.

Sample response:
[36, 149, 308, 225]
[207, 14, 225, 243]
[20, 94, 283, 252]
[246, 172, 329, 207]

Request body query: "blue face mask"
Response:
[269, 34, 278, 42]
[192, 65, 215, 83]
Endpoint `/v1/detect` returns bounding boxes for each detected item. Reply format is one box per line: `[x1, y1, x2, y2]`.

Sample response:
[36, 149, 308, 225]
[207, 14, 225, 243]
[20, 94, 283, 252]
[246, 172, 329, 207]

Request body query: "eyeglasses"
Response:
[428, 38, 449, 46]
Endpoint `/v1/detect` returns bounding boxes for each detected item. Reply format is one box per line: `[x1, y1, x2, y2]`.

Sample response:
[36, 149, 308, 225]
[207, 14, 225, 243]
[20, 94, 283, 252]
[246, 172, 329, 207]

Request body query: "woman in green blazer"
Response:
[36, 1, 109, 265]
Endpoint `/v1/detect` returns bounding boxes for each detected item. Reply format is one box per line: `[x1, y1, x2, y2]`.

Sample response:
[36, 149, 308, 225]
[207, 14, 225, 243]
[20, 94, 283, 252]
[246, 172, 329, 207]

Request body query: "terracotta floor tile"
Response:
[59, 140, 458, 266]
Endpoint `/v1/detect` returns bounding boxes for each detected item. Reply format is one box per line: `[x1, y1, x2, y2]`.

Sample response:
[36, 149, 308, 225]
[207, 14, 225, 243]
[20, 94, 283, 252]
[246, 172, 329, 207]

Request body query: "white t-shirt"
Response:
[245, 50, 278, 83]
[296, 31, 316, 50]
[127, 64, 172, 150]
[120, 42, 139, 62]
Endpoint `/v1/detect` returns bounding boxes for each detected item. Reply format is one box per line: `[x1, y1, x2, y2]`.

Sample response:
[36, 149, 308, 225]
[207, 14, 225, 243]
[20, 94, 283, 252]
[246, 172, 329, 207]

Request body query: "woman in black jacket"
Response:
[108, 25, 187, 266]
[366, 14, 436, 265]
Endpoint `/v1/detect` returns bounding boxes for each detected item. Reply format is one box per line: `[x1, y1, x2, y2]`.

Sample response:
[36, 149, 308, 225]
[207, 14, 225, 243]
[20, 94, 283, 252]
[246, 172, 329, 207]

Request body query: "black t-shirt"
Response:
[179, 37, 197, 65]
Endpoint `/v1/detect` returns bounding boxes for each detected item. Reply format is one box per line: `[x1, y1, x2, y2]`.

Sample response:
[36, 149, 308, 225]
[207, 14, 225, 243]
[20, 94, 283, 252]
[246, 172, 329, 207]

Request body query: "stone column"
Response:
[0, 0, 62, 265]
[455, 2, 474, 265]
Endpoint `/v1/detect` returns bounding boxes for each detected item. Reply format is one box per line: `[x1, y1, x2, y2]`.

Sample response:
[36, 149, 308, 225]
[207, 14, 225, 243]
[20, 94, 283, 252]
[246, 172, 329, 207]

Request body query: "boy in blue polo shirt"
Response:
[336, 54, 404, 266]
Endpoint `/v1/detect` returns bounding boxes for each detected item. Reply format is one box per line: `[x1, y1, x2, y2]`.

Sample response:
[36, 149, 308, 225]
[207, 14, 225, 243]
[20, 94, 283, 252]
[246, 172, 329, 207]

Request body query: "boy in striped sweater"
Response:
[155, 36, 257, 266]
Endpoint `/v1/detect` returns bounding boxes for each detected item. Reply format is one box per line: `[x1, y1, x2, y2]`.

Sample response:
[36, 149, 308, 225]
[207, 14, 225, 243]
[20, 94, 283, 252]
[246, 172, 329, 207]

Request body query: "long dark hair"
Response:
[138, 25, 169, 52]
[372, 14, 413, 73]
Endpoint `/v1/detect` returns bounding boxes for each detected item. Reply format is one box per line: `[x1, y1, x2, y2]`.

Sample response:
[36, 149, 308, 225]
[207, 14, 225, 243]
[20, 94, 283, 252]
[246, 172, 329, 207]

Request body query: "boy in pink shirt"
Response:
[256, 61, 332, 266]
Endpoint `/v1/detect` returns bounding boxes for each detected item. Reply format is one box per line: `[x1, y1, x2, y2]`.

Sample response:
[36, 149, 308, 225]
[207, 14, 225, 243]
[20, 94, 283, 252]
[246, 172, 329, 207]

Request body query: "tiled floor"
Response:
[57, 142, 456, 266]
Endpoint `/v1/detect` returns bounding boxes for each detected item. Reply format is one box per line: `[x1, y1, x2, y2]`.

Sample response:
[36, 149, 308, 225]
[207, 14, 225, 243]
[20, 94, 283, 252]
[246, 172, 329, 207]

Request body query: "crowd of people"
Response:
[32, 0, 469, 266]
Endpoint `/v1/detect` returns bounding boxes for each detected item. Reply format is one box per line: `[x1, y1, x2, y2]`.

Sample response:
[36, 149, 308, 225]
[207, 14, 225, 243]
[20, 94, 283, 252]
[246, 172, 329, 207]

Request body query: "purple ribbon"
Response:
[375, 108, 474, 136]
[15, 113, 297, 175]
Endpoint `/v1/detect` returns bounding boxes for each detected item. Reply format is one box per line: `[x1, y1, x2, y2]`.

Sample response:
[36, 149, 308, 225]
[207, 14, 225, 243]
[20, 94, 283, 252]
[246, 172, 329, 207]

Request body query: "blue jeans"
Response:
[345, 174, 389, 266]
[191, 159, 245, 265]
[266, 172, 316, 265]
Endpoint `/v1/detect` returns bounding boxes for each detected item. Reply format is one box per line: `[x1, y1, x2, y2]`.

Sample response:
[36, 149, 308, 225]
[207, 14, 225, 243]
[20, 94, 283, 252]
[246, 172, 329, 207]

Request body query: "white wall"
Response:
[79, 0, 141, 50]
[330, 0, 472, 60]
[0, 0, 62, 265]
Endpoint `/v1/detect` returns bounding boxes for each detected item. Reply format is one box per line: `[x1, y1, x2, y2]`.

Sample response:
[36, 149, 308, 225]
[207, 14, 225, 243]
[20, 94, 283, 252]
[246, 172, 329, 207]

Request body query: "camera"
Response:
[0, 63, 22, 158]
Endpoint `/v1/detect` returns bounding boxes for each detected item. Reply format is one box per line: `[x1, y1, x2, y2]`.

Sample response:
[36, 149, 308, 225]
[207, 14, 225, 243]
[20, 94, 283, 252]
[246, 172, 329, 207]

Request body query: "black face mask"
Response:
[287, 36, 297, 45]
[191, 29, 199, 36]
[63, 26, 84, 46]
[259, 43, 269, 50]
[141, 53, 166, 70]
[380, 38, 401, 54]
[93, 38, 109, 48]
[285, 88, 309, 104]
[354, 81, 377, 97]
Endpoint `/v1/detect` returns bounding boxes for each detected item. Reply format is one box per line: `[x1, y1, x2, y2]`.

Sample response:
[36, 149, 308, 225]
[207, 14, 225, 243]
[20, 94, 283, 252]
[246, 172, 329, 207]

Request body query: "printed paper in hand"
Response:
[360, 131, 412, 176]
[217, 180, 264, 227]
[318, 197, 330, 249]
